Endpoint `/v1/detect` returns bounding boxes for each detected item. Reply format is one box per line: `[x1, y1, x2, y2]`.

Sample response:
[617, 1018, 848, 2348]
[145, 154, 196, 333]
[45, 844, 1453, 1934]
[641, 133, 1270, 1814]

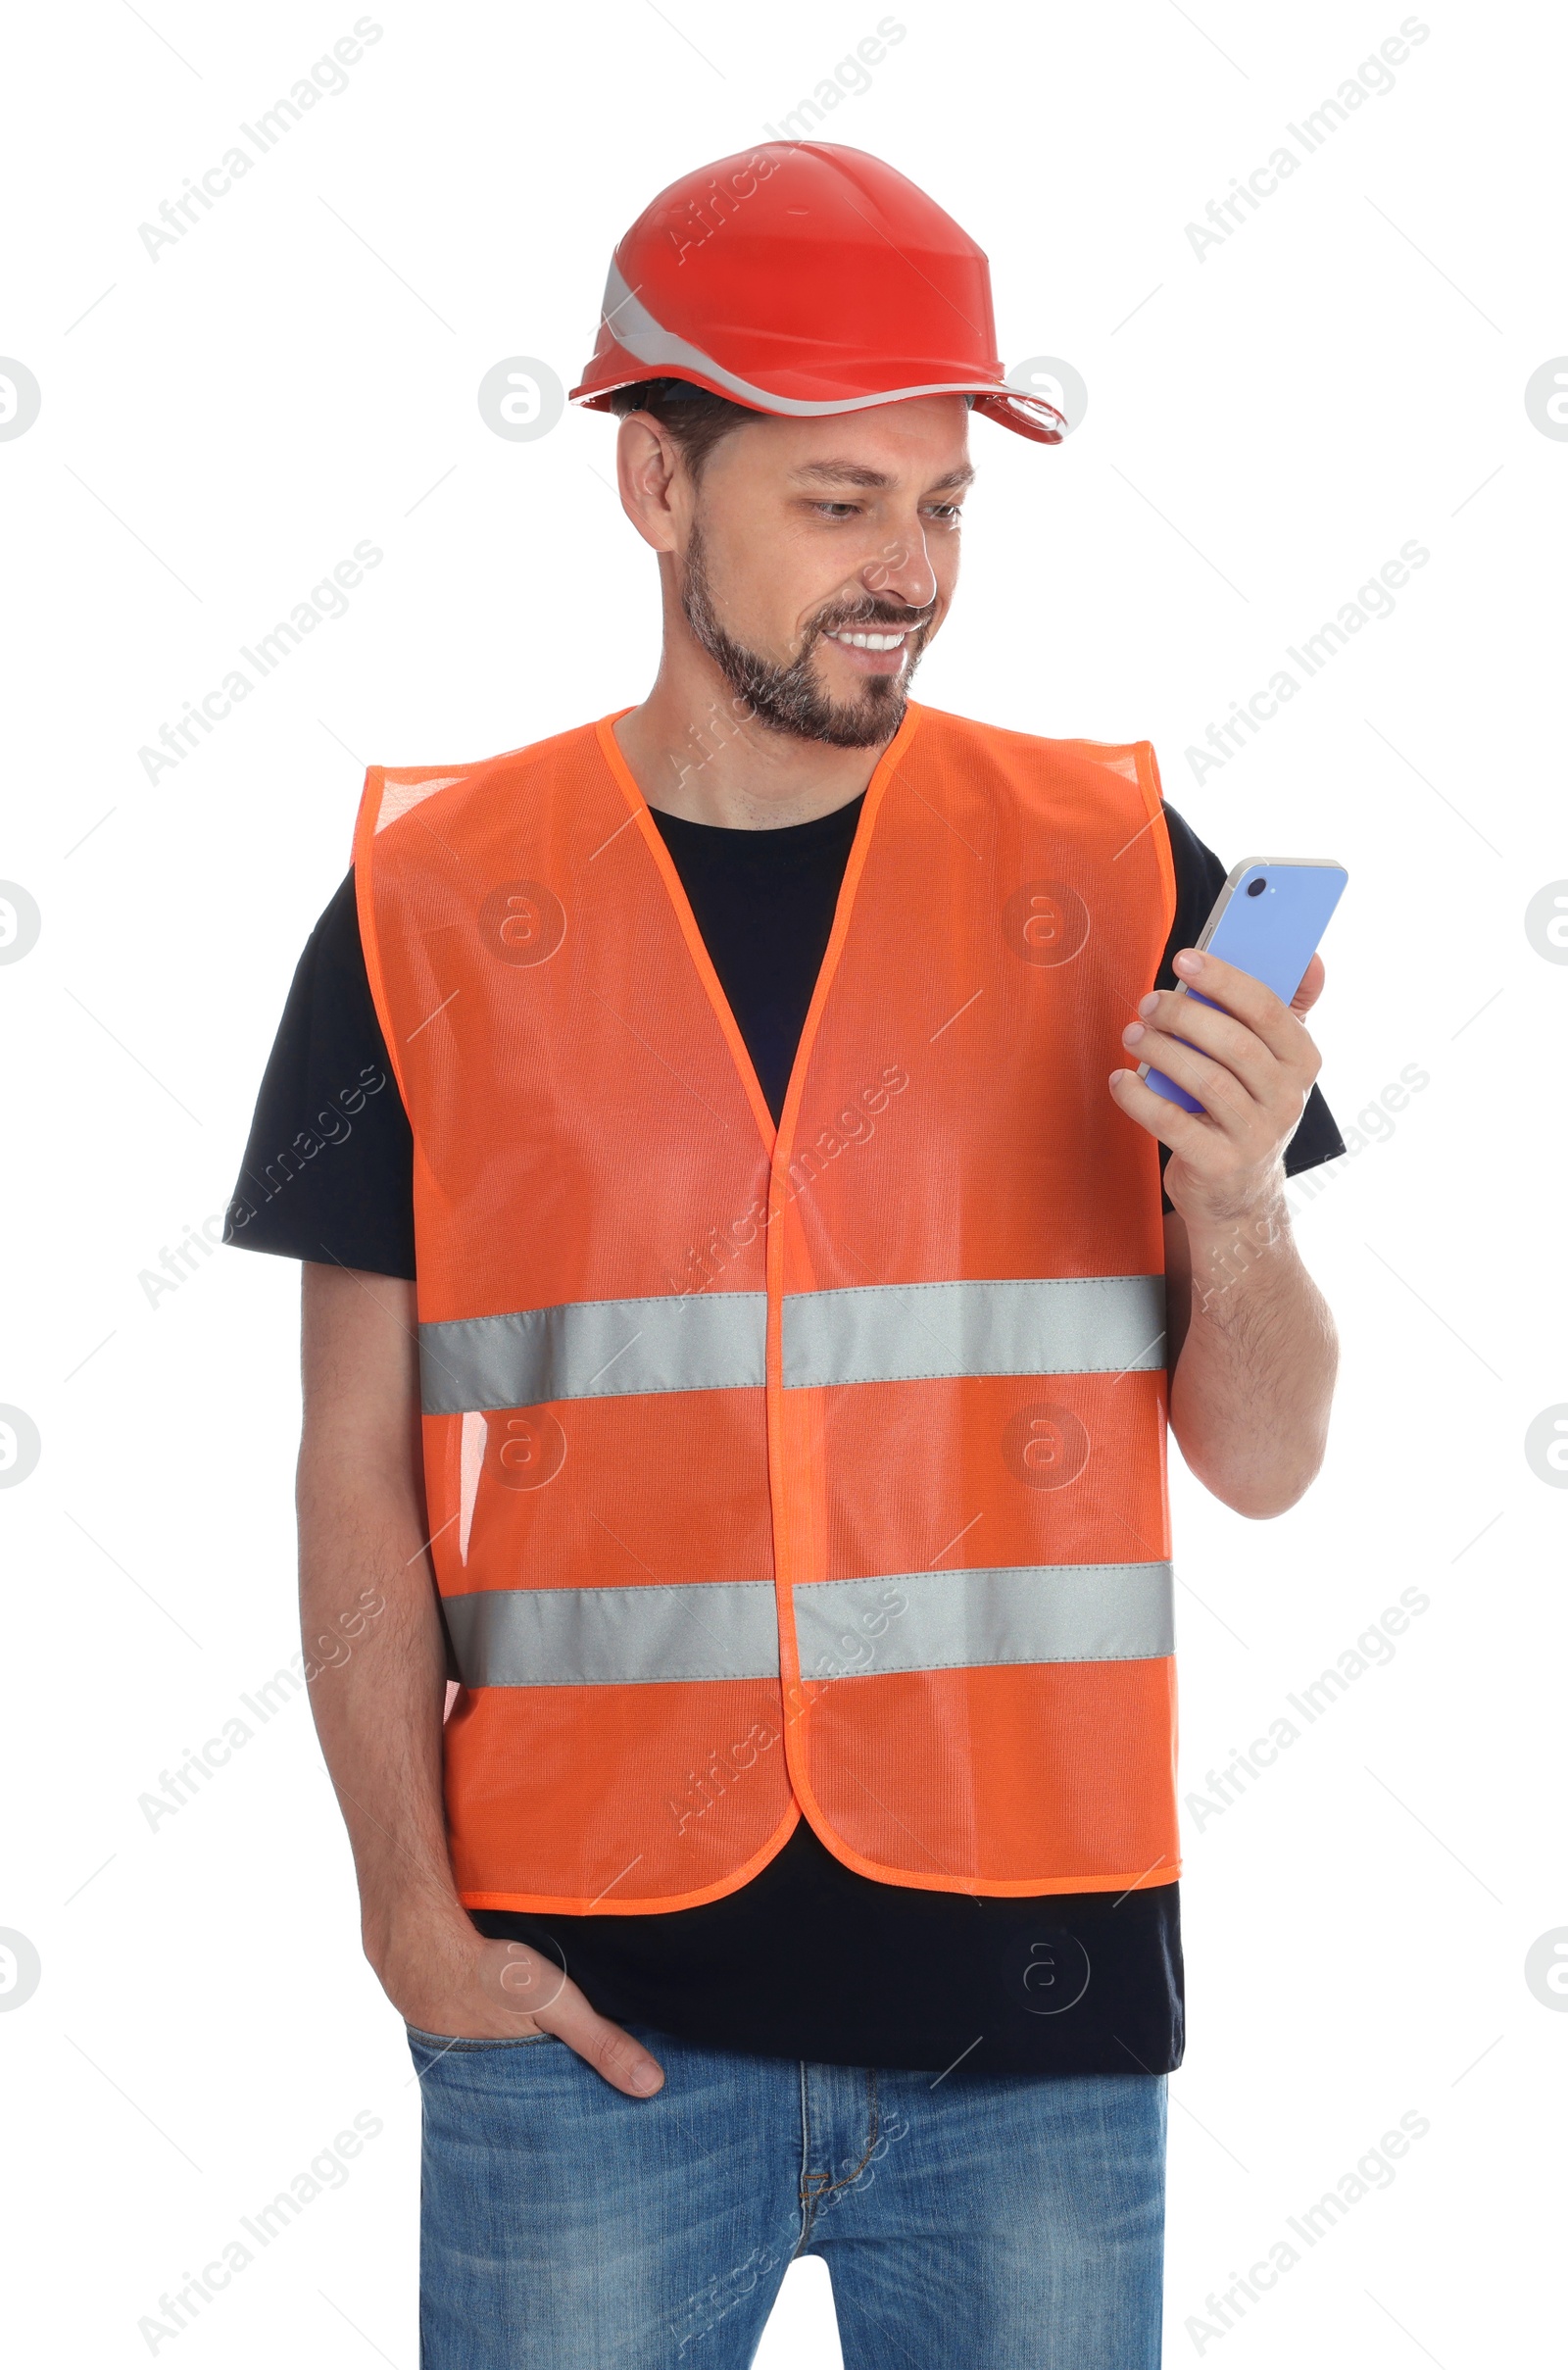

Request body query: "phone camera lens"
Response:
[1247, 877, 1266, 897]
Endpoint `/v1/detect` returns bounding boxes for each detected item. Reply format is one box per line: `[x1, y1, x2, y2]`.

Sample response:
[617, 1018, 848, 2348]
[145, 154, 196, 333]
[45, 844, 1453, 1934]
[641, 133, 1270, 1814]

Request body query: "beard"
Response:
[678, 518, 934, 749]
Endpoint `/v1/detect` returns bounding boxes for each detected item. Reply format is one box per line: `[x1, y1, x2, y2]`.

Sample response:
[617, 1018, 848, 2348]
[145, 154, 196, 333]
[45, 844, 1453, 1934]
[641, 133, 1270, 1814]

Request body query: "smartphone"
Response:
[1140, 857, 1348, 1112]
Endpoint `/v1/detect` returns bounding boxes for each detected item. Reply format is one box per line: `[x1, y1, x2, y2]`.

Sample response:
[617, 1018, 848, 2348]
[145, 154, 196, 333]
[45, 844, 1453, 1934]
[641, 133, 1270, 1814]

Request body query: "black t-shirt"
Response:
[227, 790, 1344, 2076]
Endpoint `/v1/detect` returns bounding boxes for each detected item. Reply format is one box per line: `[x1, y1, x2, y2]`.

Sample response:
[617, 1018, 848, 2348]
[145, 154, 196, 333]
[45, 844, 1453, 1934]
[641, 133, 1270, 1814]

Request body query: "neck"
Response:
[612, 636, 897, 832]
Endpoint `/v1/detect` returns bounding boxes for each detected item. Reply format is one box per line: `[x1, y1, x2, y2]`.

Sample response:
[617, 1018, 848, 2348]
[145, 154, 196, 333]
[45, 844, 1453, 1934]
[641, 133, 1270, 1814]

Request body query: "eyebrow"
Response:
[788, 460, 977, 493]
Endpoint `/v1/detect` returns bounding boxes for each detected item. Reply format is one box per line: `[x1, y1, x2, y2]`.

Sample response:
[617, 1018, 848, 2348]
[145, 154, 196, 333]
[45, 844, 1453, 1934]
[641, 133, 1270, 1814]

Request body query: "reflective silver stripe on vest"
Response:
[422, 1276, 1163, 1413]
[443, 1581, 780, 1686]
[419, 1292, 767, 1415]
[781, 1276, 1166, 1389]
[442, 1563, 1172, 1687]
[794, 1563, 1173, 1675]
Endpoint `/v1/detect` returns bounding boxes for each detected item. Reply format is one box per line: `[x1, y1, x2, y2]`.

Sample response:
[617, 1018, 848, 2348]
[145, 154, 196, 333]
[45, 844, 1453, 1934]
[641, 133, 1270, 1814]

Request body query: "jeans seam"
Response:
[798, 2066, 881, 2249]
[794, 2060, 818, 2254]
[405, 2026, 556, 2052]
[815, 2068, 880, 2204]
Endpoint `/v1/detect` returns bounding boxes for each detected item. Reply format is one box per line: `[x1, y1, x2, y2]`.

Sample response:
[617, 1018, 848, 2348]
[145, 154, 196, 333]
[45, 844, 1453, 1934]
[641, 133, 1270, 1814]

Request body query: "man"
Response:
[228, 144, 1343, 2368]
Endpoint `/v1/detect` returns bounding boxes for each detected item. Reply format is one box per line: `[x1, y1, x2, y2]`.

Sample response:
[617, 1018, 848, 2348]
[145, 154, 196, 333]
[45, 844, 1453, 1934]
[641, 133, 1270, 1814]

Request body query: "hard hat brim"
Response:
[569, 358, 1065, 446]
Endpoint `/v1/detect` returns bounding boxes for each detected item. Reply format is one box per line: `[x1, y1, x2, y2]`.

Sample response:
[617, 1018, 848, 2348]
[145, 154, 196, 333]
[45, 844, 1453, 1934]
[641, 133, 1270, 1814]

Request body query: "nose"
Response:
[860, 519, 938, 614]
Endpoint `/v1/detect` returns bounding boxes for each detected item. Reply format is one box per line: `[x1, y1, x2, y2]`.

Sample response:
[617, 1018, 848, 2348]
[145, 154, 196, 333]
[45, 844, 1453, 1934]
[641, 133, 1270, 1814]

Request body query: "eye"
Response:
[925, 502, 964, 522]
[810, 501, 862, 519]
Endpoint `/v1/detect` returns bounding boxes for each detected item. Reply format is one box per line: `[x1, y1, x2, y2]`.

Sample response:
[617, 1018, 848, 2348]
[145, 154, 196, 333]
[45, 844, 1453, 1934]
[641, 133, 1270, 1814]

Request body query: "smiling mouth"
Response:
[824, 627, 911, 651]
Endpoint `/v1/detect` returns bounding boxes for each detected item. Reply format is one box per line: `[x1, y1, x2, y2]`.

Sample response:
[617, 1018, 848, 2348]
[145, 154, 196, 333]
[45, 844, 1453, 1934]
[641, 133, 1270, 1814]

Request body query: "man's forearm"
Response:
[1166, 1192, 1339, 1518]
[297, 1263, 470, 1973]
[297, 1449, 466, 1963]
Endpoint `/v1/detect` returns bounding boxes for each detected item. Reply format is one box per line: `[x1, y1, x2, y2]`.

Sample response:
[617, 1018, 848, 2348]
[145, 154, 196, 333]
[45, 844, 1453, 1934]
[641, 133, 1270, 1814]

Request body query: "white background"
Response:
[2, 1, 1564, 2361]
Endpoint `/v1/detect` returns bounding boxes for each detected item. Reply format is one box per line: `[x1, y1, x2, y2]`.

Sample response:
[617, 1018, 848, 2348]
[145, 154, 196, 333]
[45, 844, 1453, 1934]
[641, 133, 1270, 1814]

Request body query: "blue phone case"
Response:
[1141, 859, 1348, 1113]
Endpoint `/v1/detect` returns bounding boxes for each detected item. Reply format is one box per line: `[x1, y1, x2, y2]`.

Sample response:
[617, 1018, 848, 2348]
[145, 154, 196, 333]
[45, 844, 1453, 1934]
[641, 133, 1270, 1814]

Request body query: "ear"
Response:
[615, 413, 687, 554]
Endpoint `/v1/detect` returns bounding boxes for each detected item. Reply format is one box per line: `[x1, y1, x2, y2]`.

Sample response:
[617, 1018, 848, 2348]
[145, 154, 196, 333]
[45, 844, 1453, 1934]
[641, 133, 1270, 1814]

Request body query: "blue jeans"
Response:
[409, 2022, 1165, 2367]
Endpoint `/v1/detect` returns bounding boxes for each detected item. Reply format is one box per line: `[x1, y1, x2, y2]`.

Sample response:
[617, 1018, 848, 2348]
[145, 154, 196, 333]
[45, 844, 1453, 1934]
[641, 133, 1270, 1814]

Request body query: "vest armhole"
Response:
[1132, 741, 1179, 949]
[350, 767, 419, 1126]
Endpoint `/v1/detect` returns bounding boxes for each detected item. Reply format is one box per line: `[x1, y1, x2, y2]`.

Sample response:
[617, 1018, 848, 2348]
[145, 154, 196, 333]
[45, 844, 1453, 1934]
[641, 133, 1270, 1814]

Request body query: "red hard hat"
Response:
[569, 142, 1064, 445]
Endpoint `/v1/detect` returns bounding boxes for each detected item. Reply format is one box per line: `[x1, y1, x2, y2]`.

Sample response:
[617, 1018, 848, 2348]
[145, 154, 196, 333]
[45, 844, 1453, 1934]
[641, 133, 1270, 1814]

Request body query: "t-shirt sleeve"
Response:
[1157, 806, 1347, 1212]
[222, 869, 416, 1279]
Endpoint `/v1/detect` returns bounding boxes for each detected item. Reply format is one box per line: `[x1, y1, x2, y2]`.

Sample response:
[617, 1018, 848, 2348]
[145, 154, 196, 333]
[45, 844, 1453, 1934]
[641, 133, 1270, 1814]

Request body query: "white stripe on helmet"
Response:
[584, 263, 1064, 431]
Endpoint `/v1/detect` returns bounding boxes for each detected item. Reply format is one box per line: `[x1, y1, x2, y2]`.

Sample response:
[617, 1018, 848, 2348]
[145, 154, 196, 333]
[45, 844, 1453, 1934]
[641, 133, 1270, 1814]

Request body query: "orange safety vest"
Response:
[353, 702, 1179, 1914]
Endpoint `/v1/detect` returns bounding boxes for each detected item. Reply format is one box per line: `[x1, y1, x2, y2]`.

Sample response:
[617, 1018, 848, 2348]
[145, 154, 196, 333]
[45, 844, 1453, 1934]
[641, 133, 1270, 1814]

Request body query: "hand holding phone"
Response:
[1140, 859, 1348, 1112]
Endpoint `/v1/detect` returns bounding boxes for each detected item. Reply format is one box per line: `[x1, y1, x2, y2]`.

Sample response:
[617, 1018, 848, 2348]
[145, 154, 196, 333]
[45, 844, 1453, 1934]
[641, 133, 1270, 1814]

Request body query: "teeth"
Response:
[831, 630, 906, 650]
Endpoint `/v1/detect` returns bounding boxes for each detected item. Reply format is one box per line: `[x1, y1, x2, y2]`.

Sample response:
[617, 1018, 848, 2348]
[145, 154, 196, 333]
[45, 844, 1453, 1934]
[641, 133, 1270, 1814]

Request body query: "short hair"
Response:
[606, 376, 761, 481]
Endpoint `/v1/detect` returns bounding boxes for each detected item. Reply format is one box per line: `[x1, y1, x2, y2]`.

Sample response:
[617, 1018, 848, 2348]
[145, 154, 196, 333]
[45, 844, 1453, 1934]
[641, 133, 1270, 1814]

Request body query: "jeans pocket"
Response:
[405, 2024, 559, 2052]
